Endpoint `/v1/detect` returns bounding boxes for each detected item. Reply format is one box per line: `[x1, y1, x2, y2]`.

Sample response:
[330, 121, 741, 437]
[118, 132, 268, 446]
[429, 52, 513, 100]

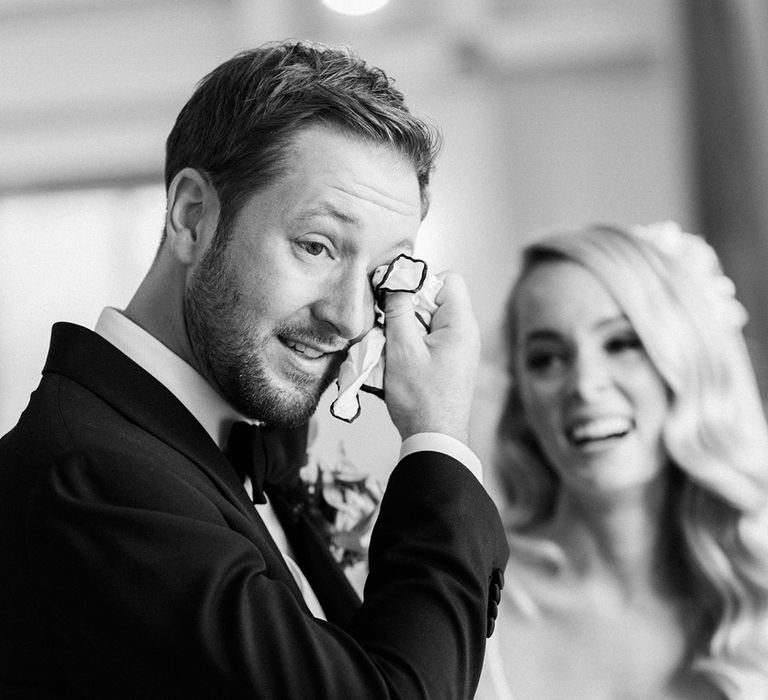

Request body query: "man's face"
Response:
[184, 125, 422, 426]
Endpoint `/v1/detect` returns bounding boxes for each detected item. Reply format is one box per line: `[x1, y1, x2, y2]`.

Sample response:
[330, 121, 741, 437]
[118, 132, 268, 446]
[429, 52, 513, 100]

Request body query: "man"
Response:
[0, 41, 508, 698]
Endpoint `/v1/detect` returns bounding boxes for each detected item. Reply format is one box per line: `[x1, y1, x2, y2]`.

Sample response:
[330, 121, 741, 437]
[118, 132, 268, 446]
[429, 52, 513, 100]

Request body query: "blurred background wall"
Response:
[1, 0, 765, 500]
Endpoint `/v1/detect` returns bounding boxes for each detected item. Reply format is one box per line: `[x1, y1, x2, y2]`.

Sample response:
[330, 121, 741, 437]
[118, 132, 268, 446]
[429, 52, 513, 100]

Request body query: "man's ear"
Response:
[164, 168, 220, 265]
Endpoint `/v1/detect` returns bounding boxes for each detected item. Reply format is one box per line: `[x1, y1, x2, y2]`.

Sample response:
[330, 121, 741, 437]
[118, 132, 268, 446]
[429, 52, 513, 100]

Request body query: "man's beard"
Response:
[183, 231, 341, 427]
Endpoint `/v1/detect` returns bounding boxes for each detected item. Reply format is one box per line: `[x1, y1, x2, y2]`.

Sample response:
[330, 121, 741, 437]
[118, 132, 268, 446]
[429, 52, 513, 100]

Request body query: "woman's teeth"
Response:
[568, 417, 632, 445]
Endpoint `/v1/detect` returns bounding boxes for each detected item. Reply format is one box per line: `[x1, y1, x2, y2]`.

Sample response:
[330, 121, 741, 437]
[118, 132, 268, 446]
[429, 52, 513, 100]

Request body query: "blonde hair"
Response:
[497, 223, 768, 697]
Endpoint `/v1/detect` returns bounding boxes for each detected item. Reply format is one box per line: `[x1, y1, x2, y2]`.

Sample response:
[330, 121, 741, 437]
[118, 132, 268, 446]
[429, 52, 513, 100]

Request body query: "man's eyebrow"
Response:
[296, 204, 359, 227]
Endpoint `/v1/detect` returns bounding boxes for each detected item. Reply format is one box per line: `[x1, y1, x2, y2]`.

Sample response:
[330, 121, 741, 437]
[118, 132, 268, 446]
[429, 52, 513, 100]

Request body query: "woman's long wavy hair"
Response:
[496, 224, 768, 697]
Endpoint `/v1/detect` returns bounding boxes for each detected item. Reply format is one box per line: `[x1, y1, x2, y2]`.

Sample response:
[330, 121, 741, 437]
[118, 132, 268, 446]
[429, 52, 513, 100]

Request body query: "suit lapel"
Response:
[43, 324, 253, 512]
[42, 322, 308, 602]
[268, 486, 362, 626]
[45, 322, 365, 623]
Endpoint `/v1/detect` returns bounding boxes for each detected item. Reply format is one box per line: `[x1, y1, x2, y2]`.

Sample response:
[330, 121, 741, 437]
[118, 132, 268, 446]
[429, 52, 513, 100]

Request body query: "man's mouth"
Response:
[280, 335, 347, 362]
[566, 417, 633, 446]
[284, 339, 325, 359]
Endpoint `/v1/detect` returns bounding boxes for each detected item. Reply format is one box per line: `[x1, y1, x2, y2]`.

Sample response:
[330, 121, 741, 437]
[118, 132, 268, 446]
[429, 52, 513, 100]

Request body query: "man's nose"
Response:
[313, 269, 375, 341]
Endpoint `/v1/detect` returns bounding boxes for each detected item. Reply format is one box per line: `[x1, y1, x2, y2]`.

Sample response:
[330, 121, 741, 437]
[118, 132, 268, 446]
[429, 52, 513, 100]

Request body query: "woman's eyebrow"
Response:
[524, 329, 561, 344]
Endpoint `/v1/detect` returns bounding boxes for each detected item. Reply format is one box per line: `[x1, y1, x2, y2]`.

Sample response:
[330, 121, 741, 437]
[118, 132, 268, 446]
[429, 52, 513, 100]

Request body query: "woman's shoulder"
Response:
[501, 532, 572, 618]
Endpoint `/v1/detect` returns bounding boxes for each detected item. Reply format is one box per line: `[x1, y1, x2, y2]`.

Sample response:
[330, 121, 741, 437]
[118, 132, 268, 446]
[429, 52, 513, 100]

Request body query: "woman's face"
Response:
[513, 260, 670, 497]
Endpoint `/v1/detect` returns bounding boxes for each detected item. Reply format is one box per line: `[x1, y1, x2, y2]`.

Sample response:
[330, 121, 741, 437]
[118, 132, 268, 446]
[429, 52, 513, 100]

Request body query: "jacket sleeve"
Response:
[26, 447, 509, 700]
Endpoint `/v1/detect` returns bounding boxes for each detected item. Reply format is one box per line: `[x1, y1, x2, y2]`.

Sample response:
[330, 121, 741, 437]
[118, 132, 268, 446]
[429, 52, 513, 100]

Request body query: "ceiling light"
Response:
[321, 0, 391, 17]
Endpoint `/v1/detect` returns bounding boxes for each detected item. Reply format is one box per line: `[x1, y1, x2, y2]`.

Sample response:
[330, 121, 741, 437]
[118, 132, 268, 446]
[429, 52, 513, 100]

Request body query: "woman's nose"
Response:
[566, 351, 610, 401]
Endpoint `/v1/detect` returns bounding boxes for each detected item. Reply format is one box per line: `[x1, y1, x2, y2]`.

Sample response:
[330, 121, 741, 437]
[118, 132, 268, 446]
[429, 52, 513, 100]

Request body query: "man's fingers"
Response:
[427, 272, 474, 334]
[381, 269, 480, 441]
[383, 291, 426, 352]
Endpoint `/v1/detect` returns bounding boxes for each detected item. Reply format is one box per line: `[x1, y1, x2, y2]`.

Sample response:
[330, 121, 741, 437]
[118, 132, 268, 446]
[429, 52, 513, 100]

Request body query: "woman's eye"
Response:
[605, 333, 642, 354]
[525, 351, 564, 374]
[297, 240, 330, 258]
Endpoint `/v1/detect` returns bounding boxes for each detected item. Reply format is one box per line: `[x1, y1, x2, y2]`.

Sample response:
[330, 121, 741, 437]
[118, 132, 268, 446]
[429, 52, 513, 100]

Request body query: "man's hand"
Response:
[382, 271, 480, 444]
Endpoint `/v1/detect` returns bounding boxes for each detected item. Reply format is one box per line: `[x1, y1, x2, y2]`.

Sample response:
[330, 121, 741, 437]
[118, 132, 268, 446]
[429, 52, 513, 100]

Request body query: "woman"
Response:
[477, 222, 768, 699]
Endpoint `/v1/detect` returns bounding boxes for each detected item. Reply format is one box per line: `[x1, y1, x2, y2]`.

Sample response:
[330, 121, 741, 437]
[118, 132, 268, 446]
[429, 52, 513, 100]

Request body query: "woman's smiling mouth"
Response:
[566, 417, 633, 446]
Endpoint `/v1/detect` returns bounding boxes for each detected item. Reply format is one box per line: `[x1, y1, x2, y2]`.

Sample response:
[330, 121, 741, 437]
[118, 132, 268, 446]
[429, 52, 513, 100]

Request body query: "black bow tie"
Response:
[225, 421, 308, 504]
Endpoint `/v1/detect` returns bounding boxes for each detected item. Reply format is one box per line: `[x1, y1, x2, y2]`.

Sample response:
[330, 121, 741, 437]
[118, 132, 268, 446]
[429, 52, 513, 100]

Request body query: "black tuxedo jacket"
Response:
[0, 323, 508, 699]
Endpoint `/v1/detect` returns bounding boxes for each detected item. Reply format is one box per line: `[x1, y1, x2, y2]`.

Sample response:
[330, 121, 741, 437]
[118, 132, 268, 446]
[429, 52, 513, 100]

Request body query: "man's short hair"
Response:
[165, 40, 441, 231]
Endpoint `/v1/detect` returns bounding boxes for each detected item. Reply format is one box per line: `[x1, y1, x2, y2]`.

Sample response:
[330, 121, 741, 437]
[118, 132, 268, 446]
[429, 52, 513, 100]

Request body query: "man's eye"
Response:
[298, 240, 330, 257]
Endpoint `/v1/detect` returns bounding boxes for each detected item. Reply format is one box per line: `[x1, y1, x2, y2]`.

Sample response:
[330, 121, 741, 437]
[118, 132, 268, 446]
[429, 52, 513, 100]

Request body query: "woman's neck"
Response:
[545, 473, 675, 600]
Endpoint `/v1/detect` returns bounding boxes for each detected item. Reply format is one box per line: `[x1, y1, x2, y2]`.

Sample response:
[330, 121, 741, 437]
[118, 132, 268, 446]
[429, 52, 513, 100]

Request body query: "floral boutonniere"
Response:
[298, 442, 383, 571]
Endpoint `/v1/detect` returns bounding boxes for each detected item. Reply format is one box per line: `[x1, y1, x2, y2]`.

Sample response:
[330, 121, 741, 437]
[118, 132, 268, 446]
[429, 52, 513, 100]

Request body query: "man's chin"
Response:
[239, 377, 332, 427]
[258, 401, 317, 428]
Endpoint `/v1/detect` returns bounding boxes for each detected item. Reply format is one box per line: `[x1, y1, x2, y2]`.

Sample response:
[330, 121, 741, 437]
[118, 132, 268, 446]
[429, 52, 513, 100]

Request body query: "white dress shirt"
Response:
[94, 307, 482, 619]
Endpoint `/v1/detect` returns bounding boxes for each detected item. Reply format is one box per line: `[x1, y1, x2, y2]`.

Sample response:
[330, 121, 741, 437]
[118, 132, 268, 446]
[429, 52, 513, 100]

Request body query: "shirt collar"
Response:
[94, 307, 251, 450]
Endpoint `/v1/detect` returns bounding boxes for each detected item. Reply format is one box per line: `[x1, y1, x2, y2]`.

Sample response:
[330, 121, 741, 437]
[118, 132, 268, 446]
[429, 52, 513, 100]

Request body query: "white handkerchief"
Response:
[331, 254, 443, 422]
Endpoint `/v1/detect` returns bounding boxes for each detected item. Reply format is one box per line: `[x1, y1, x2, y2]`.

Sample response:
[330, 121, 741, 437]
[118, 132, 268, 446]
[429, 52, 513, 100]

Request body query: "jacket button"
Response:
[492, 567, 504, 589]
[486, 567, 504, 638]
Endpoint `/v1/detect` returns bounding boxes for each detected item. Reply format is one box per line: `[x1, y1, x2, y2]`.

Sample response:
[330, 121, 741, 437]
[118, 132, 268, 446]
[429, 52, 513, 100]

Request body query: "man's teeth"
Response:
[289, 341, 323, 359]
[569, 417, 631, 444]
